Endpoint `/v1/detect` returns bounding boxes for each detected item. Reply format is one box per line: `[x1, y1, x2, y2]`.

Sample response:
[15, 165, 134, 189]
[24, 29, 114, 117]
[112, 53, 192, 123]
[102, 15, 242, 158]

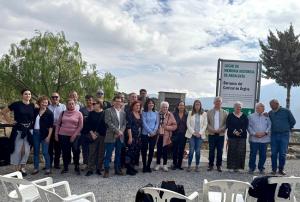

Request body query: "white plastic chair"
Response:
[0, 171, 53, 202]
[268, 176, 300, 202]
[141, 187, 199, 202]
[34, 180, 96, 202]
[203, 179, 252, 202]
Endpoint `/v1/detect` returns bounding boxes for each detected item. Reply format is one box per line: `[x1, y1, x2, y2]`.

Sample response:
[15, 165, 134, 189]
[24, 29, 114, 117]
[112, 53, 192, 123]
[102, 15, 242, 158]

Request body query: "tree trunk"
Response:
[286, 85, 291, 109]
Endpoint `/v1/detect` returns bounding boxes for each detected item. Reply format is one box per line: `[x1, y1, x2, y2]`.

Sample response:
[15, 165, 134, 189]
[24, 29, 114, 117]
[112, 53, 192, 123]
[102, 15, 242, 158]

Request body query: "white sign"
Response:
[219, 60, 260, 112]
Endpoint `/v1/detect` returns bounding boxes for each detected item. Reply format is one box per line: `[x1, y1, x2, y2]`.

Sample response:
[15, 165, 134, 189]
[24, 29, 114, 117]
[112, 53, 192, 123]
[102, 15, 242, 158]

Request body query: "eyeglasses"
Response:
[93, 102, 100, 105]
[51, 96, 59, 99]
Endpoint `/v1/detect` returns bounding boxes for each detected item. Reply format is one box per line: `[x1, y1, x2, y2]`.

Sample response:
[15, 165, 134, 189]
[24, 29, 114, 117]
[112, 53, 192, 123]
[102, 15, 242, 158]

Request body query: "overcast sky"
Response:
[1, 0, 299, 97]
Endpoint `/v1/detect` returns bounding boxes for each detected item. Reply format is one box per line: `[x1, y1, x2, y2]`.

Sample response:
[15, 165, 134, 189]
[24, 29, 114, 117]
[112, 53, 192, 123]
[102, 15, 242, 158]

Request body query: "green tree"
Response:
[0, 31, 118, 103]
[259, 24, 300, 109]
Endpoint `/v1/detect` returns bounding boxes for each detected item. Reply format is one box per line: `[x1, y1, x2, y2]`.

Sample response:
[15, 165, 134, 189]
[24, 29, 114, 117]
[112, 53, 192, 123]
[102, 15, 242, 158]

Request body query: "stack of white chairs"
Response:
[0, 171, 96, 202]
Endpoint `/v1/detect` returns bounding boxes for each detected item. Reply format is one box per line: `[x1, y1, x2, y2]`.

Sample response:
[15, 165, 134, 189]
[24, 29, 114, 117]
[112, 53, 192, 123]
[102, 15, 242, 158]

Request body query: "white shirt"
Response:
[214, 110, 220, 130]
[114, 108, 121, 129]
[34, 115, 40, 130]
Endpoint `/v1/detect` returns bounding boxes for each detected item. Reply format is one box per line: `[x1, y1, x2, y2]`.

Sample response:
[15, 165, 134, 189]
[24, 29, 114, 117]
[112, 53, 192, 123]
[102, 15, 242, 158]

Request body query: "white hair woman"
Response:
[154, 101, 177, 172]
[226, 101, 249, 172]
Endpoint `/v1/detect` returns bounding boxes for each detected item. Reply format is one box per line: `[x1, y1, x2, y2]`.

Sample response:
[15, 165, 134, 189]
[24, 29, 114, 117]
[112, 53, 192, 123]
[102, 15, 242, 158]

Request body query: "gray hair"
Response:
[269, 99, 279, 105]
[214, 96, 223, 103]
[255, 102, 265, 108]
[160, 101, 169, 108]
[233, 101, 243, 109]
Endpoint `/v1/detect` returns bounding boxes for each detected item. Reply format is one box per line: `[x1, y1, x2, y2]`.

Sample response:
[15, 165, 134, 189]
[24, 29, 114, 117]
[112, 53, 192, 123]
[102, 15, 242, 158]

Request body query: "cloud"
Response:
[1, 0, 300, 98]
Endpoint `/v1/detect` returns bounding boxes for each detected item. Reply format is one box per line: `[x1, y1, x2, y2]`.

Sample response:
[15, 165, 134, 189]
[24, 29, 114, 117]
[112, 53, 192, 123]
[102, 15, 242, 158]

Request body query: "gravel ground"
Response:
[1, 152, 300, 202]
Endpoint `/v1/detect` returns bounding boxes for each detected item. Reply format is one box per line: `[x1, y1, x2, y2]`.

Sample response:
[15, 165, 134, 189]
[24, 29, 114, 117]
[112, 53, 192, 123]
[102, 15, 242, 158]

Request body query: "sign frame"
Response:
[216, 58, 262, 114]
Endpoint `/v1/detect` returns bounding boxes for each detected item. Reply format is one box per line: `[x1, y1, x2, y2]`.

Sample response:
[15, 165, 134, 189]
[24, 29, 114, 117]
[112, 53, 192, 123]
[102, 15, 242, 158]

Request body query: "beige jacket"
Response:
[206, 108, 228, 136]
[186, 111, 208, 139]
[158, 111, 177, 146]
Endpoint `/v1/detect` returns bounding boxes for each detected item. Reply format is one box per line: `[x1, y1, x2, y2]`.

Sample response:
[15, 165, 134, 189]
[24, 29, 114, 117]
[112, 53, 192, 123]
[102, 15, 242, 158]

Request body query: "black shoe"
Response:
[207, 166, 213, 171]
[177, 167, 184, 170]
[146, 166, 152, 173]
[96, 169, 102, 175]
[171, 165, 177, 170]
[74, 165, 80, 175]
[126, 169, 136, 176]
[143, 167, 147, 173]
[217, 166, 222, 172]
[271, 170, 277, 175]
[61, 169, 68, 174]
[54, 165, 61, 169]
[85, 171, 93, 176]
[21, 171, 28, 177]
[132, 168, 138, 174]
[279, 170, 287, 175]
[44, 170, 51, 175]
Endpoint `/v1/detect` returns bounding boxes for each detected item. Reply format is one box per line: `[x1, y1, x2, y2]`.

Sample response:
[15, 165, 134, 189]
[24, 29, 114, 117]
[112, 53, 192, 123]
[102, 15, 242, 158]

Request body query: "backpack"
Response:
[160, 181, 186, 202]
[135, 184, 154, 202]
[248, 176, 291, 202]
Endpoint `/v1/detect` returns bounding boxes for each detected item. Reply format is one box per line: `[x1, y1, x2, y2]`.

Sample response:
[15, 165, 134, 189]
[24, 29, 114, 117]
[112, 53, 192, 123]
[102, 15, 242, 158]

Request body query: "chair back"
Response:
[35, 184, 64, 202]
[141, 187, 198, 202]
[0, 173, 32, 200]
[203, 179, 252, 202]
[268, 176, 300, 202]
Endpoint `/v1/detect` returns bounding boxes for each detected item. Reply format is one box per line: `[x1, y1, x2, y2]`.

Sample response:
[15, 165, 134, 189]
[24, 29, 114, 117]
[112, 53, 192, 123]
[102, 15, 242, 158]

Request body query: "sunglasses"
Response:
[51, 96, 59, 99]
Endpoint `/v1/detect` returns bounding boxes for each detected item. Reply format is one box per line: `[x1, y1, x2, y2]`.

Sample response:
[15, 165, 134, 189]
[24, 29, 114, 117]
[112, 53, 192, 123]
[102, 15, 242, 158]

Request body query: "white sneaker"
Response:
[163, 165, 168, 172]
[154, 164, 161, 171]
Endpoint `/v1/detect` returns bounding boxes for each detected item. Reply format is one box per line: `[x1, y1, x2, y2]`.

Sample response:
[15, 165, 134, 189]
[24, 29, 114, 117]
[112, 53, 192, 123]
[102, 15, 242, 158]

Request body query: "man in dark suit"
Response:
[103, 95, 126, 178]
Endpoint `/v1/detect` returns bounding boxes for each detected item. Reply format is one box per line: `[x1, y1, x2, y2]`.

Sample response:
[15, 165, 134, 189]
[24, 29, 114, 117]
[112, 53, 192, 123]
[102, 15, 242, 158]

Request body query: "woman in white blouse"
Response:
[185, 99, 207, 172]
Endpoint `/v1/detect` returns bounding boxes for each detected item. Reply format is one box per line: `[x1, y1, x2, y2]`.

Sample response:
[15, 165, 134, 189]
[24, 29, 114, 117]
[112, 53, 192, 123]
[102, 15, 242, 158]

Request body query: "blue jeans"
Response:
[249, 142, 267, 171]
[104, 139, 123, 172]
[33, 129, 50, 170]
[271, 132, 289, 171]
[188, 136, 203, 166]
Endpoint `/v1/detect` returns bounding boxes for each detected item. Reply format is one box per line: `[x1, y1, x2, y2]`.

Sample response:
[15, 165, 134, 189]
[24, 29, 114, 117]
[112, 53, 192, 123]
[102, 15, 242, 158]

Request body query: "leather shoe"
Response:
[115, 170, 125, 176]
[85, 171, 93, 176]
[207, 166, 213, 171]
[278, 170, 287, 175]
[217, 166, 222, 172]
[96, 169, 102, 175]
[61, 169, 68, 174]
[103, 170, 109, 178]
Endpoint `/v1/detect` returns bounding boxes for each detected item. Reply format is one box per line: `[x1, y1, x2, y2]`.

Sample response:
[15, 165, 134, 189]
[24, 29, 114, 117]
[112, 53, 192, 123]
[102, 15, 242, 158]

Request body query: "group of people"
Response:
[1, 88, 296, 178]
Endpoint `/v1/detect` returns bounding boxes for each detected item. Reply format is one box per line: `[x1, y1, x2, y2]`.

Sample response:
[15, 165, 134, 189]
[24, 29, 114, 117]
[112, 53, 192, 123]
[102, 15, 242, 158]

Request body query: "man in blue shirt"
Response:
[248, 103, 271, 174]
[269, 99, 296, 175]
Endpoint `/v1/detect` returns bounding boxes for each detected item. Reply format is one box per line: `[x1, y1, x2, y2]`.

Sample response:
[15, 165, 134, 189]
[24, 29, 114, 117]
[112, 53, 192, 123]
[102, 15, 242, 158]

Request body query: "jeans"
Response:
[104, 139, 123, 172]
[249, 142, 267, 171]
[58, 135, 80, 170]
[156, 136, 168, 165]
[33, 129, 50, 170]
[49, 127, 61, 168]
[141, 135, 156, 168]
[208, 135, 224, 167]
[172, 132, 186, 168]
[271, 132, 290, 171]
[188, 136, 203, 166]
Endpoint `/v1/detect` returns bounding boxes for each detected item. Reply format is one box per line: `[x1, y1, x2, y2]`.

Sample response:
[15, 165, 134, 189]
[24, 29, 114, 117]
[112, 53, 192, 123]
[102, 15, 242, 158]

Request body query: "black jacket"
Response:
[34, 108, 54, 140]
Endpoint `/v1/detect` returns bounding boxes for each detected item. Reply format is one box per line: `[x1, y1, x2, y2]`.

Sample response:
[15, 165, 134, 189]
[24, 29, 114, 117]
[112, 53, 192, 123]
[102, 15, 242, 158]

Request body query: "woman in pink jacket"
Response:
[154, 101, 177, 172]
[55, 98, 83, 175]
